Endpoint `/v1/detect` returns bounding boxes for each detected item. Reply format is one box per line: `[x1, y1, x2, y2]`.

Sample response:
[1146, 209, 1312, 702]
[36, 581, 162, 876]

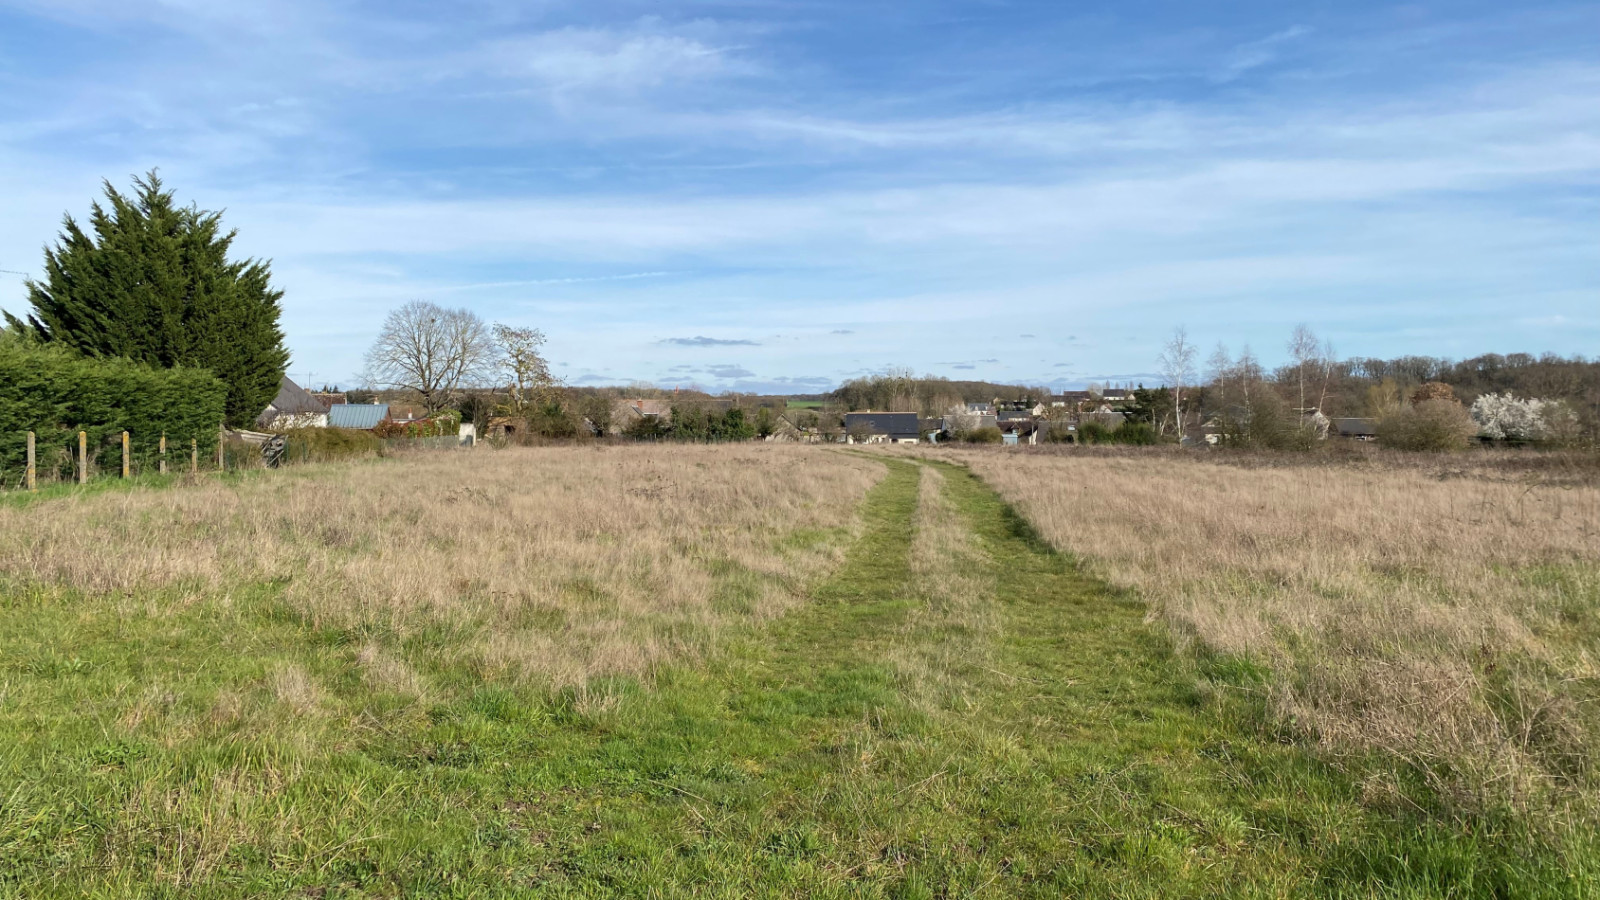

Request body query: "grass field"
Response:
[1, 445, 1595, 897]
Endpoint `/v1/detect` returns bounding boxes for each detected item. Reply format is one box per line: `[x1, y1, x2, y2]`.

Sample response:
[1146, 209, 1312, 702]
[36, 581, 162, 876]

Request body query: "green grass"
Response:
[0, 456, 1595, 897]
[785, 400, 826, 410]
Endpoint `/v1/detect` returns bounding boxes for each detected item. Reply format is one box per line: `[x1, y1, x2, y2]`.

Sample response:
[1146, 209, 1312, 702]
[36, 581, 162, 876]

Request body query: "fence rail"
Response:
[5, 427, 474, 492]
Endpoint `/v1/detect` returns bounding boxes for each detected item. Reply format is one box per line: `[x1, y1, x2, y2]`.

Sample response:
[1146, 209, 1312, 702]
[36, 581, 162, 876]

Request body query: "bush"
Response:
[963, 426, 1003, 444]
[0, 341, 226, 478]
[372, 413, 460, 440]
[1076, 421, 1111, 445]
[1379, 400, 1477, 452]
[281, 427, 381, 464]
[1231, 391, 1316, 451]
[1114, 422, 1158, 445]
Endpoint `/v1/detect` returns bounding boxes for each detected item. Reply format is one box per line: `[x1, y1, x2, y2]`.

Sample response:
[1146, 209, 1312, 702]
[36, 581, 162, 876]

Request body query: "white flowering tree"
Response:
[1469, 393, 1570, 441]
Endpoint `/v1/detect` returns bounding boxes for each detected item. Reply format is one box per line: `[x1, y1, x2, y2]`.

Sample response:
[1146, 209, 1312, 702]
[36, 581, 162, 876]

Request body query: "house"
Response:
[256, 376, 329, 430]
[843, 411, 921, 444]
[1099, 388, 1132, 403]
[328, 403, 390, 429]
[965, 402, 995, 416]
[1001, 420, 1041, 446]
[1334, 417, 1379, 441]
[1054, 390, 1094, 409]
[609, 398, 674, 435]
[997, 410, 1040, 446]
[310, 391, 347, 409]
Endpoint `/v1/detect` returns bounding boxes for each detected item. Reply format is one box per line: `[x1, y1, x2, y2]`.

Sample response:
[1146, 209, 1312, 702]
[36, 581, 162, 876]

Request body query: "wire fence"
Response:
[1, 428, 473, 492]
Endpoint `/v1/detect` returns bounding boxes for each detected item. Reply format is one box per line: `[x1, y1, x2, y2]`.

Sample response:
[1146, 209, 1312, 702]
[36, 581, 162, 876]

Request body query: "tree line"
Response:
[1156, 325, 1600, 449]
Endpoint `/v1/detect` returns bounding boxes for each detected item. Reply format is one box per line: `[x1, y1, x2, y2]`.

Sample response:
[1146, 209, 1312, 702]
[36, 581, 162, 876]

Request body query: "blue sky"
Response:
[0, 1, 1595, 393]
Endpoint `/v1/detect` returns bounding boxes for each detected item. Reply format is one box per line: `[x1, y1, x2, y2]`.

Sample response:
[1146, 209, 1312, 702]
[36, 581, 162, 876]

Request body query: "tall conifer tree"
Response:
[8, 171, 289, 427]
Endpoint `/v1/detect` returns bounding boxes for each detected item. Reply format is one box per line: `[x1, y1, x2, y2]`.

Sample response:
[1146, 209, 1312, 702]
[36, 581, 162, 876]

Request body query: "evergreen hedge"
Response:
[0, 342, 226, 478]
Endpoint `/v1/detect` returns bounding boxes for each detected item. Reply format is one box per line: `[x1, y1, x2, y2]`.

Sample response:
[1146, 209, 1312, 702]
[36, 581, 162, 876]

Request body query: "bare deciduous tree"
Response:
[492, 323, 556, 415]
[364, 301, 494, 413]
[1236, 345, 1262, 406]
[1158, 327, 1198, 437]
[1206, 343, 1233, 411]
[1288, 324, 1319, 412]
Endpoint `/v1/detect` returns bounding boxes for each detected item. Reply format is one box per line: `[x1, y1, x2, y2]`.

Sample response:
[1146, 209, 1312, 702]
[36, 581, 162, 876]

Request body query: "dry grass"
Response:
[918, 445, 1600, 816]
[0, 444, 882, 688]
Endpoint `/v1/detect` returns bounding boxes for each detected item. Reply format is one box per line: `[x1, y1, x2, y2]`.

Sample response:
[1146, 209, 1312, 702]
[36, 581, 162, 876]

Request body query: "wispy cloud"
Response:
[0, 3, 1595, 387]
[481, 24, 749, 95]
[1218, 25, 1312, 81]
[660, 336, 760, 347]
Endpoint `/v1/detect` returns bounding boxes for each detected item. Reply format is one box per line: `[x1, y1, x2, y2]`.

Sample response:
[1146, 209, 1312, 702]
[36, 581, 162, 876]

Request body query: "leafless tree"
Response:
[1206, 343, 1233, 411]
[1315, 337, 1338, 414]
[1236, 345, 1263, 406]
[492, 323, 556, 415]
[364, 301, 494, 413]
[1158, 327, 1198, 436]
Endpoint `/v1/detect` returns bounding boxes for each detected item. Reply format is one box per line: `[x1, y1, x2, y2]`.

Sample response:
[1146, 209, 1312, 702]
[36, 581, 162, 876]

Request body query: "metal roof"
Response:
[328, 404, 390, 429]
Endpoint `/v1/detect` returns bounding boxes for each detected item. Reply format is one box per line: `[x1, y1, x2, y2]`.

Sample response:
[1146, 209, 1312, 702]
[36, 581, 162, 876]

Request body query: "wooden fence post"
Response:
[217, 425, 225, 470]
[122, 431, 130, 478]
[191, 438, 199, 475]
[78, 431, 87, 484]
[159, 433, 167, 475]
[25, 431, 35, 492]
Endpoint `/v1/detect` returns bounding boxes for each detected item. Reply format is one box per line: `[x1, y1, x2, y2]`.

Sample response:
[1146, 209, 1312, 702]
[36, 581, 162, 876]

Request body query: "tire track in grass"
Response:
[18, 454, 1590, 897]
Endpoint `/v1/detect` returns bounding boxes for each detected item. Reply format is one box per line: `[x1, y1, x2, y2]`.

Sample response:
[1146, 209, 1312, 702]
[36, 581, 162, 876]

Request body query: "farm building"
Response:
[843, 411, 920, 444]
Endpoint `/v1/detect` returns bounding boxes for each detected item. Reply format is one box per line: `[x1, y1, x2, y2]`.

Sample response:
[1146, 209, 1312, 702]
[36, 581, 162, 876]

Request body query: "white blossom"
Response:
[1469, 392, 1562, 441]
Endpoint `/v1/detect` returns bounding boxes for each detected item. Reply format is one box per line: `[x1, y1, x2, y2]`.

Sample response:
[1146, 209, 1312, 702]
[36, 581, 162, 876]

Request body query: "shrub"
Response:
[963, 426, 1003, 444]
[1113, 422, 1158, 445]
[1379, 400, 1477, 452]
[1235, 391, 1316, 451]
[0, 341, 226, 477]
[1076, 421, 1112, 445]
[281, 427, 381, 464]
[1470, 393, 1573, 442]
[372, 414, 460, 440]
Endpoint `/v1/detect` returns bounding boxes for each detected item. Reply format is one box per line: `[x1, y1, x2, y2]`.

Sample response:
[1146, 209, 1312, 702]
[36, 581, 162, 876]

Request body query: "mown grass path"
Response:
[1, 456, 1590, 897]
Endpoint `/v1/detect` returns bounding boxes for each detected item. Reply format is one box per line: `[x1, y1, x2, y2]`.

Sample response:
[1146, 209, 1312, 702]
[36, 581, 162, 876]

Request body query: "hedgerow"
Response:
[0, 341, 225, 477]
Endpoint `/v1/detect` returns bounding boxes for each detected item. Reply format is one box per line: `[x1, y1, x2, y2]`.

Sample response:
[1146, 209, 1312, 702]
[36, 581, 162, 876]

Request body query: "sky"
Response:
[0, 1, 1596, 394]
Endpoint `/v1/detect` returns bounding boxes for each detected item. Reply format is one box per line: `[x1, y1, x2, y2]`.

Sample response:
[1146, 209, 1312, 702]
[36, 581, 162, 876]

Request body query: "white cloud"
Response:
[483, 26, 742, 93]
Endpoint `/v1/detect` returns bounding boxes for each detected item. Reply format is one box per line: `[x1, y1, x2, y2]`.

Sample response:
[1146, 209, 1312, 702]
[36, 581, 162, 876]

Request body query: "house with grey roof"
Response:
[843, 411, 920, 444]
[256, 376, 329, 430]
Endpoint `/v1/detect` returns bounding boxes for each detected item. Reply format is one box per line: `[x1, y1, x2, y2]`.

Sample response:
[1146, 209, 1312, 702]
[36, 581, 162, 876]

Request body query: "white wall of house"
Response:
[263, 412, 327, 430]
